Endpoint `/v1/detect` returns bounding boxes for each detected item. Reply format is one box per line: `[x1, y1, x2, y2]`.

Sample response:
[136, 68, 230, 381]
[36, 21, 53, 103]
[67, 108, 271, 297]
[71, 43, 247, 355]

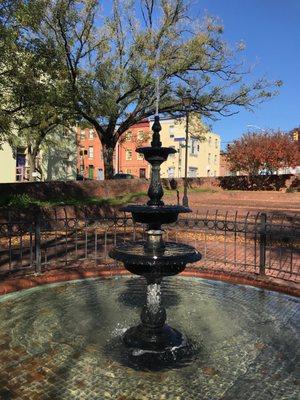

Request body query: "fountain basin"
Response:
[0, 276, 298, 399]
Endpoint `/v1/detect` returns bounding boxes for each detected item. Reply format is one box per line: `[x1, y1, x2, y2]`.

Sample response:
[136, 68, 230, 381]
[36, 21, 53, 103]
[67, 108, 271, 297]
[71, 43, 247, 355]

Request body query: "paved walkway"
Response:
[164, 191, 300, 214]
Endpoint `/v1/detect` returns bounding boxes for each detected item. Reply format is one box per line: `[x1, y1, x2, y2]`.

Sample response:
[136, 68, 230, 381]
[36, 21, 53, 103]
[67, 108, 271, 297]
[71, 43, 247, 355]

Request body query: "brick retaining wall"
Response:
[0, 174, 298, 203]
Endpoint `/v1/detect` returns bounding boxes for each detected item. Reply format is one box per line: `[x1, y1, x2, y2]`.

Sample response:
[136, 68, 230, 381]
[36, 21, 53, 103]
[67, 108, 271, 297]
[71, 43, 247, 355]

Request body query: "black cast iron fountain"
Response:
[110, 115, 201, 367]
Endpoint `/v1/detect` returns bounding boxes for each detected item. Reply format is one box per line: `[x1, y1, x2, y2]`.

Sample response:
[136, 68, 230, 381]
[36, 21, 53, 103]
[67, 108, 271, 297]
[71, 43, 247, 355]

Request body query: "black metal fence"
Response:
[0, 209, 299, 282]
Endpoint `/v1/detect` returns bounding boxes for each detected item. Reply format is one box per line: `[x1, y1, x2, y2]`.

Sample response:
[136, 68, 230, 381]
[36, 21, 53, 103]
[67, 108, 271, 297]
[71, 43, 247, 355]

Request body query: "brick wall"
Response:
[0, 179, 149, 201]
[0, 175, 298, 204]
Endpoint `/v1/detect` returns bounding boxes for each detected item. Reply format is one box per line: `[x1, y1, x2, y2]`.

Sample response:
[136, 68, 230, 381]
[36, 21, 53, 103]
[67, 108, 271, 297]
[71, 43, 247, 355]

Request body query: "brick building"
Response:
[76, 120, 151, 179]
[76, 116, 221, 179]
[117, 120, 151, 178]
[219, 151, 233, 176]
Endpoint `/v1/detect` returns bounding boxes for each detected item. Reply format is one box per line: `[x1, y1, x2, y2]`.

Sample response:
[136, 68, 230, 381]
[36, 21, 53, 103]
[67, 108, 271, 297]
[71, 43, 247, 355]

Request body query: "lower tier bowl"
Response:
[109, 241, 201, 277]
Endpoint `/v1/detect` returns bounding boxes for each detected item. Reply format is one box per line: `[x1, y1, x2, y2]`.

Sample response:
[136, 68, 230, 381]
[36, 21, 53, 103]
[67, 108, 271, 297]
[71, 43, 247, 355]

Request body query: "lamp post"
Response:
[182, 90, 193, 207]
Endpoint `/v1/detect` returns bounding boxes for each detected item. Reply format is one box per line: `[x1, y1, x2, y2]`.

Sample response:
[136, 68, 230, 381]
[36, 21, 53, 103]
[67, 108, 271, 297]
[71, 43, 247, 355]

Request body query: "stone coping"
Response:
[0, 266, 299, 298]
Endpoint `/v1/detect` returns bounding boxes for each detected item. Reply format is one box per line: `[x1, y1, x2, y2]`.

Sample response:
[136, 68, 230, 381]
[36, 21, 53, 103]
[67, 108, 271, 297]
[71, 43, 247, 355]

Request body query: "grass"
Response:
[0, 191, 147, 209]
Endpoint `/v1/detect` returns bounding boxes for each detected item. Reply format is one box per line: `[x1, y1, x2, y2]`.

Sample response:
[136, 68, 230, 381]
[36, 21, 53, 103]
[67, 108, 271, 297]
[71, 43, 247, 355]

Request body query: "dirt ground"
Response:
[163, 190, 300, 215]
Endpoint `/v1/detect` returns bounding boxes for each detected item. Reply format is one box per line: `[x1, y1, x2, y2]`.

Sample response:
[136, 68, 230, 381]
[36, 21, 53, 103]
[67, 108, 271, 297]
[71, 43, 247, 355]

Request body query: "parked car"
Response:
[113, 173, 134, 179]
[76, 173, 84, 181]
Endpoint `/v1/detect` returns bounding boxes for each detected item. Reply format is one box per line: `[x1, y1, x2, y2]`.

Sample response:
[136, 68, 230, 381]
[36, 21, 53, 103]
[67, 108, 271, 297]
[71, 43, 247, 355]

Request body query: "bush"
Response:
[6, 194, 34, 208]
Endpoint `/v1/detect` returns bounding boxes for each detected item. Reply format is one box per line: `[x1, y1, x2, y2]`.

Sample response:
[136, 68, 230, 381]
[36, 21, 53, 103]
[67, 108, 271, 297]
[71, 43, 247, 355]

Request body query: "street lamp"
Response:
[182, 89, 193, 207]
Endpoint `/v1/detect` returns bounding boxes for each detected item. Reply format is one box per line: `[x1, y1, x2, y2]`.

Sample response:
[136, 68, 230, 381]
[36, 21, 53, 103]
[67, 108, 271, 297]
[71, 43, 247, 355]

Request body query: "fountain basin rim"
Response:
[0, 268, 299, 298]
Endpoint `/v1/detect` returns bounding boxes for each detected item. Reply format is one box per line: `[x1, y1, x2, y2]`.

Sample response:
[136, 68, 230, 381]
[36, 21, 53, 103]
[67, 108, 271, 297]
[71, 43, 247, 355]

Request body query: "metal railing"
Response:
[0, 209, 299, 282]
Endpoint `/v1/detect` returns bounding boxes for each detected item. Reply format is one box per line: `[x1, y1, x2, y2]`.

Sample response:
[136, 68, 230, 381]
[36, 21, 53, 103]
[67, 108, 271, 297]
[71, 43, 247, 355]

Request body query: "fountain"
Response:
[109, 115, 201, 367]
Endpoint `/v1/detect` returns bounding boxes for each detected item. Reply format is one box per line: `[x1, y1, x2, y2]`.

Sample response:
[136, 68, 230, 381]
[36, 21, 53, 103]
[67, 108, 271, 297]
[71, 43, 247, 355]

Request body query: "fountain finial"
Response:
[151, 115, 162, 148]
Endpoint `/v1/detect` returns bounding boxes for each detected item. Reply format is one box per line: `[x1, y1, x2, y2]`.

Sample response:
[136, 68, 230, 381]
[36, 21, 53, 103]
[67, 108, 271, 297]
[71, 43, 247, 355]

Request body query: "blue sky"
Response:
[193, 0, 300, 148]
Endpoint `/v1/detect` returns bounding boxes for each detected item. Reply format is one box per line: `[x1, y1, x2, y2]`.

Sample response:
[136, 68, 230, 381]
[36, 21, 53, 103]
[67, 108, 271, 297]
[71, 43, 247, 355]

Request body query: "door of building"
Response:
[188, 167, 198, 177]
[167, 167, 175, 178]
[16, 153, 26, 181]
[139, 168, 146, 178]
[97, 168, 104, 180]
[88, 165, 94, 179]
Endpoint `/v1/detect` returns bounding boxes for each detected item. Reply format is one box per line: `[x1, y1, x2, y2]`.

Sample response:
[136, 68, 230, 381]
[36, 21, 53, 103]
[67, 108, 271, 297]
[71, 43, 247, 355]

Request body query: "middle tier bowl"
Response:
[121, 204, 190, 225]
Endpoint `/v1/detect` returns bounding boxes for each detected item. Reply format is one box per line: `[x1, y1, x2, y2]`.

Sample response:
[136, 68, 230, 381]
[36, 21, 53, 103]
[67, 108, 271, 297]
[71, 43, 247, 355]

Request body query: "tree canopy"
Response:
[1, 0, 282, 178]
[226, 130, 300, 175]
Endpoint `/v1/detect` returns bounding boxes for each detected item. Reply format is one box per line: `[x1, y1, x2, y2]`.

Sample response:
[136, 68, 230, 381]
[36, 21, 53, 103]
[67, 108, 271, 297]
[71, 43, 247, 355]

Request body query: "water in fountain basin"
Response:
[0, 276, 299, 400]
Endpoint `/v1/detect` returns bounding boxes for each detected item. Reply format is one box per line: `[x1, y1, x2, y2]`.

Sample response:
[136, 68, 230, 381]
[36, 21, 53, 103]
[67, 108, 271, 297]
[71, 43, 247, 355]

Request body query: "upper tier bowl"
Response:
[121, 204, 191, 225]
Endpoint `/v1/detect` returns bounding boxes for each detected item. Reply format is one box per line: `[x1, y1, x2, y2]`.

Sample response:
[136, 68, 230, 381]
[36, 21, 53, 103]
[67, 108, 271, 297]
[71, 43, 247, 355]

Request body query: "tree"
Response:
[0, 1, 76, 179]
[12, 106, 75, 181]
[226, 130, 300, 175]
[3, 0, 281, 178]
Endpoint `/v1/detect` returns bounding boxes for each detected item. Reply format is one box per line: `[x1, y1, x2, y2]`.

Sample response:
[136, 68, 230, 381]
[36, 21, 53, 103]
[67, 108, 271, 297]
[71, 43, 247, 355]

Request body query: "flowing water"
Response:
[0, 276, 299, 400]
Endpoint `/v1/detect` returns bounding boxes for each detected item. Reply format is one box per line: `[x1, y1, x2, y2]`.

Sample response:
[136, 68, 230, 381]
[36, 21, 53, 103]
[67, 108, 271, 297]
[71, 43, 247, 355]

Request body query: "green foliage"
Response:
[2, 193, 33, 208]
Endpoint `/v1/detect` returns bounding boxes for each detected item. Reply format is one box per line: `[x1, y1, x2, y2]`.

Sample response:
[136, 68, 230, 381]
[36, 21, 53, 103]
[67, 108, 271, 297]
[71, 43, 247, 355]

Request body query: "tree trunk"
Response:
[27, 150, 36, 182]
[102, 143, 115, 179]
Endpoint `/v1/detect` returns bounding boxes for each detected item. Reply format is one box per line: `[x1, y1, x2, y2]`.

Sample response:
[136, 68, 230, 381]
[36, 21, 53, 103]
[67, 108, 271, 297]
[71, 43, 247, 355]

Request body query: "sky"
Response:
[192, 0, 300, 149]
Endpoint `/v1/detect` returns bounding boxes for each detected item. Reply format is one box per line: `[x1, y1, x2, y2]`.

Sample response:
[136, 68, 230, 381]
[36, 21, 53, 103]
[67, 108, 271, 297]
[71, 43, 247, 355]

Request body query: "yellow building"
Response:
[151, 115, 221, 178]
[0, 142, 16, 183]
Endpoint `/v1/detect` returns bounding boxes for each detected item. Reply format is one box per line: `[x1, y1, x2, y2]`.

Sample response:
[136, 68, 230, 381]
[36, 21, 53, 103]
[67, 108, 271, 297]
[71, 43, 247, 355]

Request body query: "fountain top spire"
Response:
[151, 115, 162, 148]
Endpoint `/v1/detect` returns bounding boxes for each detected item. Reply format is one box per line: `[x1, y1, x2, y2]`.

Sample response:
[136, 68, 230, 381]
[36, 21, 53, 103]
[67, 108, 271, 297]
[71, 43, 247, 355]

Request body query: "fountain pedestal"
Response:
[109, 115, 201, 366]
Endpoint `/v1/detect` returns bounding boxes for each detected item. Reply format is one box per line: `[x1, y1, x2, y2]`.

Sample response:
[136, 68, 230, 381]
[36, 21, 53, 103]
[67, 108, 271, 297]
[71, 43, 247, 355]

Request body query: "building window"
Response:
[89, 129, 94, 139]
[137, 152, 144, 160]
[88, 146, 94, 159]
[138, 131, 144, 141]
[214, 155, 217, 164]
[215, 138, 218, 148]
[169, 125, 175, 138]
[80, 129, 85, 140]
[126, 169, 132, 174]
[169, 146, 175, 158]
[125, 131, 132, 141]
[208, 153, 211, 163]
[190, 139, 198, 156]
[208, 136, 212, 145]
[126, 149, 132, 160]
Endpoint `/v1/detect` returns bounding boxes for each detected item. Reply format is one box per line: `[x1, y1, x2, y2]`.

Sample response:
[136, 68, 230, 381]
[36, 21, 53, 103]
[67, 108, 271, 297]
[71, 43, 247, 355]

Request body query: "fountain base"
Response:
[122, 324, 194, 369]
[123, 323, 184, 351]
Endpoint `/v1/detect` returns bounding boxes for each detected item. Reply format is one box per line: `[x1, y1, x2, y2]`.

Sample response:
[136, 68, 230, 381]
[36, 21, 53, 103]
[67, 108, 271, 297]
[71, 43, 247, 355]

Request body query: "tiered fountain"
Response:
[110, 116, 201, 367]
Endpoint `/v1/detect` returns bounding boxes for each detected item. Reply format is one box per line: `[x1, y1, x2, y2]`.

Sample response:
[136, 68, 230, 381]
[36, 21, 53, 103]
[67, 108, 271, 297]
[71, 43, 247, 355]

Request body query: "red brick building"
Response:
[219, 151, 233, 176]
[77, 120, 151, 179]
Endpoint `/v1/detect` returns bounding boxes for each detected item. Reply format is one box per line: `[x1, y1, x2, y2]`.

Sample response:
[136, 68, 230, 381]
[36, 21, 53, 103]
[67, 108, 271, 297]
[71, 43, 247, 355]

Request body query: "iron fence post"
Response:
[259, 213, 267, 275]
[35, 211, 42, 273]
